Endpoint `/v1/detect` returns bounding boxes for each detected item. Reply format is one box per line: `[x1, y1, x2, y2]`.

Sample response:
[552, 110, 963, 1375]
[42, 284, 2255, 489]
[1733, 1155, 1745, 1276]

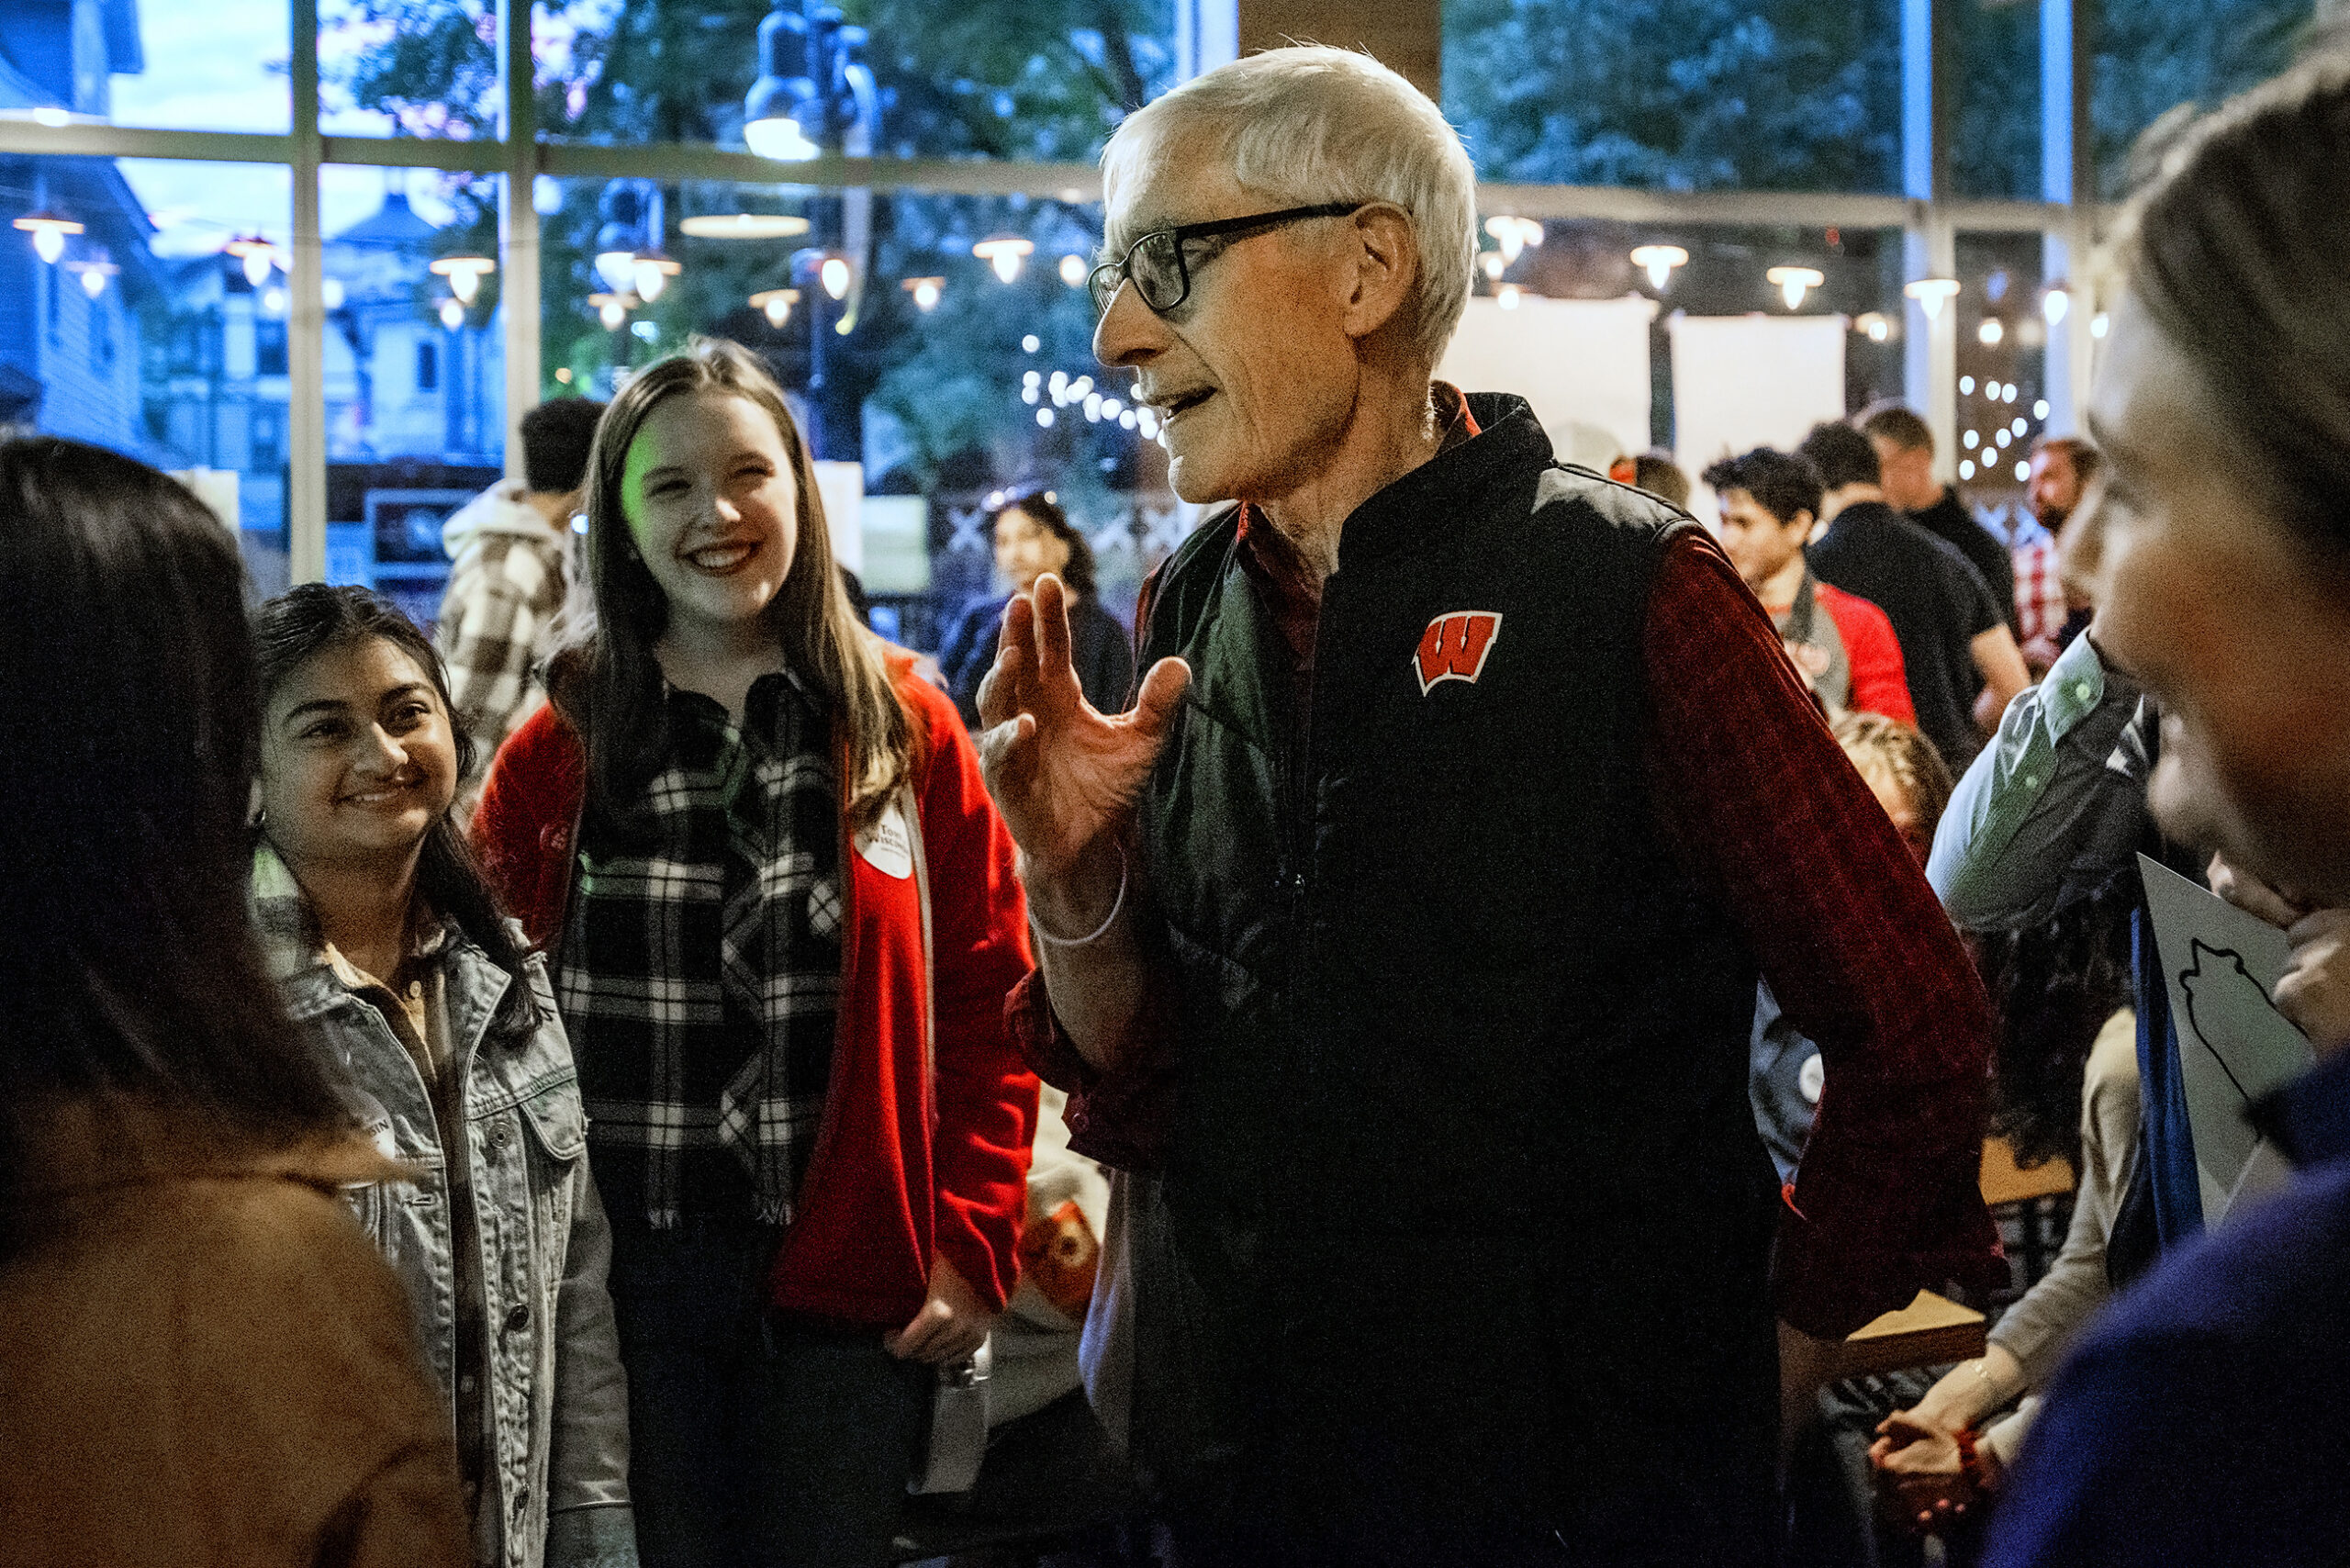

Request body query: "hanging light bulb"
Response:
[73, 259, 117, 297]
[321, 276, 346, 309]
[594, 250, 638, 291]
[588, 292, 637, 330]
[15, 209, 84, 265]
[902, 276, 944, 311]
[225, 234, 276, 287]
[1483, 216, 1543, 264]
[1906, 277, 1961, 320]
[2090, 312, 2110, 339]
[971, 236, 1034, 285]
[819, 256, 852, 300]
[430, 254, 497, 305]
[1495, 283, 1523, 311]
[2042, 285, 2071, 326]
[1058, 253, 1088, 287]
[1629, 244, 1688, 291]
[439, 297, 465, 330]
[1978, 318, 2006, 346]
[751, 287, 800, 328]
[1767, 266, 1825, 310]
[632, 251, 680, 302]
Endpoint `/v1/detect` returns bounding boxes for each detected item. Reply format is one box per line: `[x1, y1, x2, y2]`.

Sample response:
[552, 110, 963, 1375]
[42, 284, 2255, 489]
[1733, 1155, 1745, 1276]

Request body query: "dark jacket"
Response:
[1986, 1043, 2350, 1567]
[1127, 394, 1778, 1562]
[940, 591, 1134, 728]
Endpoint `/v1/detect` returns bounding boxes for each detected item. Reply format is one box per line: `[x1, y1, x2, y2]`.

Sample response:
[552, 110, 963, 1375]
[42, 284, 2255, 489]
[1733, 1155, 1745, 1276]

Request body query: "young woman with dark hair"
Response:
[471, 338, 1040, 1568]
[249, 584, 634, 1568]
[936, 485, 1135, 728]
[0, 438, 467, 1567]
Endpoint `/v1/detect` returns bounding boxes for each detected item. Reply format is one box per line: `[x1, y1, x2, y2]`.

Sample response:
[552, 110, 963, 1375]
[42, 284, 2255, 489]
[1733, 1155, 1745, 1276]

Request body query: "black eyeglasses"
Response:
[1088, 203, 1365, 319]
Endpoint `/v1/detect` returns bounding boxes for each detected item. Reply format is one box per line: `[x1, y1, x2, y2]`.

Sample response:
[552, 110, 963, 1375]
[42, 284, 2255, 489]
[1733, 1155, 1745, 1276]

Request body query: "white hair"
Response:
[1101, 46, 1478, 367]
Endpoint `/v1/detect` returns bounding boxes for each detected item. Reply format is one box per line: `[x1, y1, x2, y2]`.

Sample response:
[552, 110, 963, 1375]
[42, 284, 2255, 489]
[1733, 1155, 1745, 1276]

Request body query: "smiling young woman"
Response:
[249, 585, 632, 1568]
[470, 338, 1040, 1568]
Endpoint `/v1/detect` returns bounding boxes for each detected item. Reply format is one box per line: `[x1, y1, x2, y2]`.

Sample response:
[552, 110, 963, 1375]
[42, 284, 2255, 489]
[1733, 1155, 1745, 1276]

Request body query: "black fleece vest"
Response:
[1128, 396, 1781, 1551]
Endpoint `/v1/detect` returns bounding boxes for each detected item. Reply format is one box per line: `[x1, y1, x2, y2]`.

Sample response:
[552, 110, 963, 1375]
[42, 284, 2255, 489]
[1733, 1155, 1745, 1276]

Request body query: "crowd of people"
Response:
[6, 34, 2350, 1568]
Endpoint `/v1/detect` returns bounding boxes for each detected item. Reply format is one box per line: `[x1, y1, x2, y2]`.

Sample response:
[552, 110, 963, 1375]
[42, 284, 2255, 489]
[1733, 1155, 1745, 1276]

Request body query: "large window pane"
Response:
[1953, 0, 2042, 201]
[1, 155, 295, 589]
[538, 177, 1171, 650]
[532, 0, 1172, 156]
[320, 164, 505, 625]
[0, 1, 295, 134]
[1950, 229, 2050, 511]
[320, 0, 498, 138]
[2092, 0, 2311, 199]
[1444, 1, 1904, 194]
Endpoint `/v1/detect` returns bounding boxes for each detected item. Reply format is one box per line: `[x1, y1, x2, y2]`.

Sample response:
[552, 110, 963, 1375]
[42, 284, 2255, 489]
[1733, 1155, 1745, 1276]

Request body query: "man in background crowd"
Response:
[2015, 436, 2102, 671]
[1632, 449, 1692, 510]
[1799, 420, 2028, 770]
[436, 397, 605, 793]
[1864, 403, 2020, 635]
[1703, 446, 1914, 724]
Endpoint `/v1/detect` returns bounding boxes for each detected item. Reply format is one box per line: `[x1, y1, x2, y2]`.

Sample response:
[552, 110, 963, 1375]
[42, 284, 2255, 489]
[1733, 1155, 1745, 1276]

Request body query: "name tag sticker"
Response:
[856, 799, 915, 879]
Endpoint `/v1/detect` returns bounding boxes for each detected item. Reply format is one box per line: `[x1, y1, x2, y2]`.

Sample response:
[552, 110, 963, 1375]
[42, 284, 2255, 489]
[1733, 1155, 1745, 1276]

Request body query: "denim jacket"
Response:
[252, 846, 636, 1568]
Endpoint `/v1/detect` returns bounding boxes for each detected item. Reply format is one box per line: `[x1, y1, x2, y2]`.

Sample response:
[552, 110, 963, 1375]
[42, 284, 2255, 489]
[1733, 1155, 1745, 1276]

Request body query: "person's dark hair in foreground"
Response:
[0, 436, 467, 1565]
[0, 438, 344, 1225]
[1982, 49, 2350, 1568]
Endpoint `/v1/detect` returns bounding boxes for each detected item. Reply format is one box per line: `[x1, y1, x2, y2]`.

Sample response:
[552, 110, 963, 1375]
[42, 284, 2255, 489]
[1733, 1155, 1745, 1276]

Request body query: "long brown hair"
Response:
[1, 438, 347, 1245]
[550, 338, 913, 835]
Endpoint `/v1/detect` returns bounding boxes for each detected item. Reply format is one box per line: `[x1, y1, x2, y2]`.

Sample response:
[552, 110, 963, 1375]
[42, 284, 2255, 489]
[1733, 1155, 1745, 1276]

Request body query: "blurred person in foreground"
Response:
[439, 398, 608, 803]
[1704, 446, 1915, 725]
[937, 485, 1133, 728]
[1799, 421, 2030, 771]
[1982, 50, 2350, 1568]
[0, 437, 467, 1567]
[2012, 437, 2101, 672]
[1864, 403, 2019, 635]
[979, 44, 2000, 1567]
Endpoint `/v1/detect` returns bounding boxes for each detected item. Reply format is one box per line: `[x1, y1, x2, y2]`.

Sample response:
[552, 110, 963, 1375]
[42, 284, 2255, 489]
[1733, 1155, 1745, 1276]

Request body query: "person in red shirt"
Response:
[1706, 446, 1915, 724]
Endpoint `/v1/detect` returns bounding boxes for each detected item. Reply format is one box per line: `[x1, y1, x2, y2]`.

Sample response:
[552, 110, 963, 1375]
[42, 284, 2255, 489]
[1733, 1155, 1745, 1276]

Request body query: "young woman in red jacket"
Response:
[471, 339, 1039, 1568]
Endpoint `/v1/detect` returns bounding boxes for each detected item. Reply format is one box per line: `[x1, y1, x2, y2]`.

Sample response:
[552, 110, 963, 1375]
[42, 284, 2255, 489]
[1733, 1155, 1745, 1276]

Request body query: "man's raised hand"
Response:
[977, 572, 1189, 902]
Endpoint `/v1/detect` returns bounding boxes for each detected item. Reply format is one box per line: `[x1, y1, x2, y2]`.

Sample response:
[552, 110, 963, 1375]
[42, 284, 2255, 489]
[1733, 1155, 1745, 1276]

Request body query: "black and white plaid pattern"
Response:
[438, 527, 570, 778]
[559, 672, 843, 1227]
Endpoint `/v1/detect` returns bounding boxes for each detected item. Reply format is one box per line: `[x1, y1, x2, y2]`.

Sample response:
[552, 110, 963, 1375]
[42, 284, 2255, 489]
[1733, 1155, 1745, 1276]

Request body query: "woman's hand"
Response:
[884, 1255, 995, 1365]
[1871, 1407, 1989, 1532]
[2210, 852, 2350, 1056]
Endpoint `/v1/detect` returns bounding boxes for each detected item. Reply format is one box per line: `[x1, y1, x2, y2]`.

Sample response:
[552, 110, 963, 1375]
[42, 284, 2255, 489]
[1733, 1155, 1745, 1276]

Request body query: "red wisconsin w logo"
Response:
[1415, 610, 1503, 695]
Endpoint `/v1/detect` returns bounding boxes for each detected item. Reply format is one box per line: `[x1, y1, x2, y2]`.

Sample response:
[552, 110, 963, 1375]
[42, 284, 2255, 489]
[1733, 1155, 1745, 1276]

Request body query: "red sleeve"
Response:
[902, 675, 1043, 1312]
[1643, 535, 2004, 1338]
[470, 704, 586, 949]
[1817, 583, 1917, 725]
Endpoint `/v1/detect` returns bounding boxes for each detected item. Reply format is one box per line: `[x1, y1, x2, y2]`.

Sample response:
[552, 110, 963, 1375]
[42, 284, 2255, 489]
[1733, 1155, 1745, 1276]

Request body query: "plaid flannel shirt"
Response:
[2013, 530, 2067, 655]
[558, 671, 844, 1227]
[438, 517, 570, 779]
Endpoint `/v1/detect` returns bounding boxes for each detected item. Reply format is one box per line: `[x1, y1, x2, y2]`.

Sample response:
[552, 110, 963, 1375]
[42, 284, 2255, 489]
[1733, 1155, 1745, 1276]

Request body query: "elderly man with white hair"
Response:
[979, 46, 2001, 1567]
